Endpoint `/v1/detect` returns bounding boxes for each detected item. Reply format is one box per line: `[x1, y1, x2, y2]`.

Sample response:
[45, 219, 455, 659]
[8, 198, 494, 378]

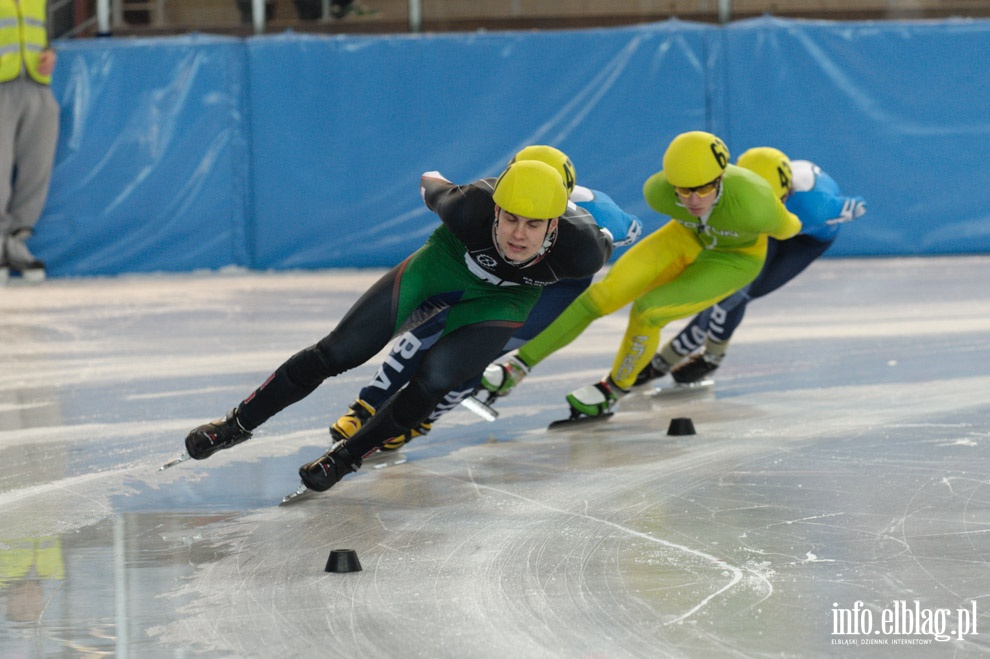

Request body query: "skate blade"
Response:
[460, 395, 498, 421]
[279, 483, 314, 506]
[650, 379, 715, 397]
[548, 411, 614, 430]
[372, 456, 408, 469]
[158, 453, 191, 471]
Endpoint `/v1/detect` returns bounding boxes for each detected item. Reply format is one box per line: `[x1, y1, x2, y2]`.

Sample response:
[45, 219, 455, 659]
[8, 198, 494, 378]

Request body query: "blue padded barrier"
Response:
[30, 18, 990, 276]
[39, 35, 250, 276]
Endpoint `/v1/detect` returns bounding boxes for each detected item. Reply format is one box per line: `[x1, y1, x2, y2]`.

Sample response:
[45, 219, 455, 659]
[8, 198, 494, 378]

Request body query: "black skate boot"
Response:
[671, 353, 721, 384]
[299, 444, 362, 492]
[633, 354, 673, 387]
[185, 409, 252, 460]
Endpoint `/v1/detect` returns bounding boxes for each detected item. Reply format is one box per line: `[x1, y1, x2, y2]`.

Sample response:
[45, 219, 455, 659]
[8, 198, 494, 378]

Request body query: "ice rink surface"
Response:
[1, 255, 989, 658]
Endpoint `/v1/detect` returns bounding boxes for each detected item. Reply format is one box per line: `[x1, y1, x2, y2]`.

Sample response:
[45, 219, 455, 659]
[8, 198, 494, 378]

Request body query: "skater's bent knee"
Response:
[285, 343, 339, 387]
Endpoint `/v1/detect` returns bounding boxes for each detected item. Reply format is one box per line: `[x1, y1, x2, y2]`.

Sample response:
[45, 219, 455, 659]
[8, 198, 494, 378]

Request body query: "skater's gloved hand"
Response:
[420, 171, 450, 202]
[827, 196, 867, 225]
[481, 355, 530, 397]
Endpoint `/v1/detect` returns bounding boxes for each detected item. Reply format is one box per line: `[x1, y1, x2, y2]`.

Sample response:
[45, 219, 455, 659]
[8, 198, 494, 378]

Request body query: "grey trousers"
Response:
[0, 77, 60, 236]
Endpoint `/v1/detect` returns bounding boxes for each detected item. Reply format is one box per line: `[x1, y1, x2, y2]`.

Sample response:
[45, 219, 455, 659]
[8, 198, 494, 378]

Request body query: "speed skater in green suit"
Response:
[180, 155, 614, 494]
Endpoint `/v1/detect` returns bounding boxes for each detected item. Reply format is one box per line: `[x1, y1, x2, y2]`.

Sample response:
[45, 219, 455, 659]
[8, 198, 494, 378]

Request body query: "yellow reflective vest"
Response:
[0, 0, 51, 84]
[0, 537, 64, 585]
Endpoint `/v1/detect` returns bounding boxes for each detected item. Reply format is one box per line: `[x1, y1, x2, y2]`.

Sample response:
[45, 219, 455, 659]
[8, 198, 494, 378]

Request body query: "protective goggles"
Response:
[674, 178, 720, 198]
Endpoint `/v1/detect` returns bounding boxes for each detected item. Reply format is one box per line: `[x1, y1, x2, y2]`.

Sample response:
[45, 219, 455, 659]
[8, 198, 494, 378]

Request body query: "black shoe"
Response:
[4, 231, 45, 283]
[299, 444, 362, 492]
[633, 354, 673, 386]
[671, 353, 720, 384]
[185, 409, 252, 460]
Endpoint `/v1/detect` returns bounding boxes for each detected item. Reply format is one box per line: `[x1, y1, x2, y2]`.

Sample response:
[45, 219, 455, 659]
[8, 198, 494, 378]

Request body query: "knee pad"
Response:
[285, 343, 337, 389]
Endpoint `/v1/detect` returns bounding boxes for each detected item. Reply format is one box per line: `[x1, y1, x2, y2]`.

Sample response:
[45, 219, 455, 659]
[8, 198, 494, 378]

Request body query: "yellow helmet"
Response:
[510, 145, 576, 196]
[737, 147, 793, 200]
[662, 131, 730, 188]
[492, 160, 568, 220]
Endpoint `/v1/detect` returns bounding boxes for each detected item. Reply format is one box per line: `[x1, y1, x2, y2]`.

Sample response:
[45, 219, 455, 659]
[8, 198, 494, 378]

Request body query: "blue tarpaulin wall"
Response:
[33, 17, 989, 276]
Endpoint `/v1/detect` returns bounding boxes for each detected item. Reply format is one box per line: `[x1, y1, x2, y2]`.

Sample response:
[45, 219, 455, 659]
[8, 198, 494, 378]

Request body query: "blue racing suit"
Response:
[665, 160, 867, 357]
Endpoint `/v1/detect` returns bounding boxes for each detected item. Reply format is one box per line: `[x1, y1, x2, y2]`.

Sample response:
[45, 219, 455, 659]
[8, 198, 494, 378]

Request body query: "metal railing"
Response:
[49, 0, 93, 39]
[55, 0, 990, 40]
[76, 0, 353, 36]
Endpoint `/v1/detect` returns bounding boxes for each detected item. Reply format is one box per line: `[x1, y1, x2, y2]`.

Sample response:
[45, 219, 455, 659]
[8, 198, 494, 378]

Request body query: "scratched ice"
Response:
[1, 257, 989, 657]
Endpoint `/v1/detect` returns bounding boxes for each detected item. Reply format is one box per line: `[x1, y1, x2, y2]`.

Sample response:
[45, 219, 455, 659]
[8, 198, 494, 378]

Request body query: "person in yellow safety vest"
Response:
[0, 0, 59, 284]
[0, 536, 64, 623]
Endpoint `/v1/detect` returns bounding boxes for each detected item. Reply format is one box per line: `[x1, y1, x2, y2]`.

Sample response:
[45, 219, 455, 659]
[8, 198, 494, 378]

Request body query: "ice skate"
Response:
[671, 352, 721, 384]
[549, 376, 626, 429]
[329, 399, 374, 442]
[280, 483, 316, 505]
[158, 453, 192, 471]
[632, 354, 673, 387]
[566, 376, 626, 416]
[298, 443, 362, 492]
[480, 355, 529, 397]
[184, 409, 252, 460]
[381, 422, 431, 452]
[460, 394, 499, 421]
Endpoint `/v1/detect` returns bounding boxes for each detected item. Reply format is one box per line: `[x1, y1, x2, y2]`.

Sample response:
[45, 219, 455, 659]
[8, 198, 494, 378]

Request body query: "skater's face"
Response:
[494, 207, 558, 263]
[675, 176, 721, 217]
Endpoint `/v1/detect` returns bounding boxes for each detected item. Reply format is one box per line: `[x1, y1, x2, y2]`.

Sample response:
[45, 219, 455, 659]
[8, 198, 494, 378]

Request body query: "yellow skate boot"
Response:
[381, 422, 432, 451]
[329, 399, 375, 443]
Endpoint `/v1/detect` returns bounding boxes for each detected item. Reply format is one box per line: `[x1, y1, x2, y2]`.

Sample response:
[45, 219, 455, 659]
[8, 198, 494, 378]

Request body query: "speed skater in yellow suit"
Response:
[482, 130, 802, 419]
